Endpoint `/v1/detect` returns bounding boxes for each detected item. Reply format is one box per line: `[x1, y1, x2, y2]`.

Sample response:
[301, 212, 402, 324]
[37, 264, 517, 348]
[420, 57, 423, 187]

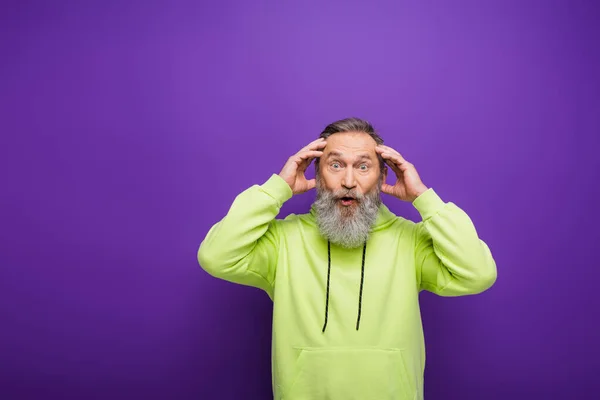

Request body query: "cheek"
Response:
[358, 173, 381, 192]
[319, 171, 339, 190]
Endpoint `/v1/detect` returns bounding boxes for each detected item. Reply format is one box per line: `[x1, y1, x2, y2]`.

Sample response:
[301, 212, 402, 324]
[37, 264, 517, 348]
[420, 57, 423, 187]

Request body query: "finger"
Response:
[376, 145, 403, 159]
[375, 144, 395, 154]
[301, 138, 327, 152]
[308, 140, 328, 152]
[294, 150, 323, 172]
[380, 152, 411, 172]
[381, 183, 395, 194]
[380, 153, 403, 174]
[375, 144, 399, 153]
[294, 150, 323, 162]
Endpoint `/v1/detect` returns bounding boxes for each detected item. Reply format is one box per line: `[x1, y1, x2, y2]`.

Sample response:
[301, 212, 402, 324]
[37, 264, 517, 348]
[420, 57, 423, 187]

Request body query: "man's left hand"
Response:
[375, 145, 429, 202]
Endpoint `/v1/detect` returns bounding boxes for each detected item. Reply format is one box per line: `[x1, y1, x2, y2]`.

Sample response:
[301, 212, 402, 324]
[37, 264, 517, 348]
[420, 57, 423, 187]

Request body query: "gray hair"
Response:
[315, 117, 385, 174]
[313, 176, 382, 248]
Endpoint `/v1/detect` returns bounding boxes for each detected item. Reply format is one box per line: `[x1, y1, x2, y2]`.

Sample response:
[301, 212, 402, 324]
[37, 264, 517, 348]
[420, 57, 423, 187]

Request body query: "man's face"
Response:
[313, 131, 385, 248]
[318, 131, 384, 204]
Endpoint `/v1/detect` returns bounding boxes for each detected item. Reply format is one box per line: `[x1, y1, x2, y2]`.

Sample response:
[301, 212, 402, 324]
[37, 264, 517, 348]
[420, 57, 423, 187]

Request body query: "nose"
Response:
[341, 168, 357, 190]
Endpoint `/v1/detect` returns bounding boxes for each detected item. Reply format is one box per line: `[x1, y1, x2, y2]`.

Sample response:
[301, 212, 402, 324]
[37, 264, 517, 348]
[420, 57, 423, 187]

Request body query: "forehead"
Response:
[323, 132, 378, 159]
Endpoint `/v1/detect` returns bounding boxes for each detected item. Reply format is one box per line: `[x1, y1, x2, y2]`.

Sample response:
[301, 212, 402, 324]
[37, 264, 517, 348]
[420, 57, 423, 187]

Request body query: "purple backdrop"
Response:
[1, 0, 599, 399]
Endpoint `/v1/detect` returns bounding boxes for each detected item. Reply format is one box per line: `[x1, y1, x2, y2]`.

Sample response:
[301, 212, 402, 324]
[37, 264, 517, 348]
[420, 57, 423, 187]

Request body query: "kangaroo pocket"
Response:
[283, 347, 416, 400]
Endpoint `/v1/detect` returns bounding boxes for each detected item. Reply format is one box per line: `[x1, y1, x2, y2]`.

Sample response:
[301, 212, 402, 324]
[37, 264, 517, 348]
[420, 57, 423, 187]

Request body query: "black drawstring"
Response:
[322, 241, 332, 333]
[356, 243, 366, 330]
[322, 240, 367, 333]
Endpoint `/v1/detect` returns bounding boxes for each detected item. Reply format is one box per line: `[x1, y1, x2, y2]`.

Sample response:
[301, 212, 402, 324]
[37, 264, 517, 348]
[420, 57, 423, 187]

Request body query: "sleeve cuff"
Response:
[259, 174, 294, 205]
[412, 188, 446, 221]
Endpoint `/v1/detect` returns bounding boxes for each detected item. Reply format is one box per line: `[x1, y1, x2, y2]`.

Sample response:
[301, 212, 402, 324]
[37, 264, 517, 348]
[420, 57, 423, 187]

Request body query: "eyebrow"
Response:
[326, 151, 373, 161]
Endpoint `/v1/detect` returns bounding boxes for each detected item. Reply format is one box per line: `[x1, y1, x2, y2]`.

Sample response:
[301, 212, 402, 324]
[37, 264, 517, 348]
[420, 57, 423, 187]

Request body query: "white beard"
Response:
[313, 176, 382, 249]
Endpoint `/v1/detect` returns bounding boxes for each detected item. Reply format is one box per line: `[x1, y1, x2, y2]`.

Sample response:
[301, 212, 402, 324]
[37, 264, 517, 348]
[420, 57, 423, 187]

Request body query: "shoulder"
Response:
[277, 211, 314, 227]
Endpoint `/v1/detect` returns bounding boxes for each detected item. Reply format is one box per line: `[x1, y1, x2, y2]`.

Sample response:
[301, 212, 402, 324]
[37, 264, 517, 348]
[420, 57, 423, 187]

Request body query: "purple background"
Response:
[1, 0, 599, 399]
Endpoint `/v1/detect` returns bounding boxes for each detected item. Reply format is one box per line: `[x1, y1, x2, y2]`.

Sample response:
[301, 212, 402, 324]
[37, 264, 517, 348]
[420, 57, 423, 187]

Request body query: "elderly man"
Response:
[198, 117, 497, 400]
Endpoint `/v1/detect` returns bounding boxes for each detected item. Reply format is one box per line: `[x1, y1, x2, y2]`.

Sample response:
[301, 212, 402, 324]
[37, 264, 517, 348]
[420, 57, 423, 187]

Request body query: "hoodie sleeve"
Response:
[197, 174, 293, 299]
[412, 188, 497, 296]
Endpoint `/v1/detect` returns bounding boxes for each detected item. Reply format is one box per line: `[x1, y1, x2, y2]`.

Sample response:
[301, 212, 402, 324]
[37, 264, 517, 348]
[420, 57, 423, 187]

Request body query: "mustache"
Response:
[316, 175, 383, 200]
[333, 189, 363, 200]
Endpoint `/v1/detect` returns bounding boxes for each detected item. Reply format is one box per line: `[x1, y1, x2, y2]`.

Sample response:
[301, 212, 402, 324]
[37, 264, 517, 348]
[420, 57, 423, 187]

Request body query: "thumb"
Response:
[381, 183, 394, 194]
[305, 178, 316, 191]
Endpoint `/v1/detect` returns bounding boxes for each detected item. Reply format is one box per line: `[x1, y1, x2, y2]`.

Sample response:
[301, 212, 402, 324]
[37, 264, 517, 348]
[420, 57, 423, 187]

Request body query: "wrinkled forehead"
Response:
[322, 132, 378, 161]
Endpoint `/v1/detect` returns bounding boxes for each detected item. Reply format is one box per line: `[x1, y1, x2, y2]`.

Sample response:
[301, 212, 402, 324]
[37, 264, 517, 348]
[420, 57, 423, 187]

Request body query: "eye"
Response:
[359, 164, 368, 171]
[331, 162, 341, 169]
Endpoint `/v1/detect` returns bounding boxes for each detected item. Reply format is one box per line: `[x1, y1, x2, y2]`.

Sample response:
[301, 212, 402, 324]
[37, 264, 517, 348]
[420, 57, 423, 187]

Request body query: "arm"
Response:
[373, 144, 496, 296]
[412, 188, 497, 296]
[197, 174, 292, 298]
[198, 137, 327, 299]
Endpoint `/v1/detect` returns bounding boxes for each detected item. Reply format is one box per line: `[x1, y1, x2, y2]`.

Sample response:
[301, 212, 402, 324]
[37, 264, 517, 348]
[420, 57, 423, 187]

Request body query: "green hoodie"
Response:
[198, 174, 497, 400]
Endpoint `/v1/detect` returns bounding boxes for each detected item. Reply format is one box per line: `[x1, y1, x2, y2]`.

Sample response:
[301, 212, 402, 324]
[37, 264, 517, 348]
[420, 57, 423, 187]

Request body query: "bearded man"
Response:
[197, 117, 497, 400]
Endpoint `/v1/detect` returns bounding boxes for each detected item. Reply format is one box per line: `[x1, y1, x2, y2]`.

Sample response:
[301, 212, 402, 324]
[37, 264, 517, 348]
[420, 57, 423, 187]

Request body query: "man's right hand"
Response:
[278, 138, 327, 195]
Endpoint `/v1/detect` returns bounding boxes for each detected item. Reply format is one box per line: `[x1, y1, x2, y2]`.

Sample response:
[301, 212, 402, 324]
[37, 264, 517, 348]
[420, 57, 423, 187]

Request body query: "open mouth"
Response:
[339, 196, 356, 206]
